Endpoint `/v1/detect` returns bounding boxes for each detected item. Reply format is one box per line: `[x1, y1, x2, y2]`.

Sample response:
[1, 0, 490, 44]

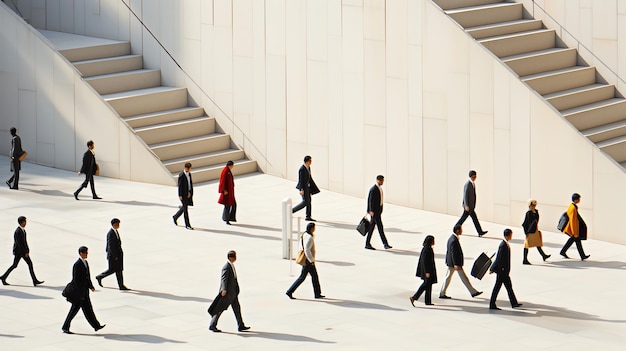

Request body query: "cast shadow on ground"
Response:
[233, 330, 335, 344]
[319, 221, 422, 235]
[537, 259, 626, 270]
[102, 334, 185, 343]
[316, 259, 355, 267]
[101, 200, 173, 208]
[129, 289, 211, 303]
[230, 223, 281, 232]
[195, 228, 281, 241]
[0, 334, 24, 338]
[508, 238, 564, 250]
[23, 189, 71, 198]
[308, 297, 407, 312]
[0, 289, 53, 300]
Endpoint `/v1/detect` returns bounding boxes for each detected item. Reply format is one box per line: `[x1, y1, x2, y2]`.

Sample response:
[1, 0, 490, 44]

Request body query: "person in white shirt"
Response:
[489, 229, 522, 310]
[286, 222, 325, 299]
[365, 175, 392, 250]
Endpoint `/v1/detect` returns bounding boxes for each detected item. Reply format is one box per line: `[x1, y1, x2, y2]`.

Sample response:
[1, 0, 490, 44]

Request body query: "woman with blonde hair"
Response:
[521, 199, 551, 264]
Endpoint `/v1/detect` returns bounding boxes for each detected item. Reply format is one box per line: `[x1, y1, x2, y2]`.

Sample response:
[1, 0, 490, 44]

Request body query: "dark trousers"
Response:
[1, 254, 39, 283]
[412, 280, 433, 305]
[75, 173, 97, 197]
[366, 212, 389, 247]
[62, 294, 101, 330]
[7, 159, 20, 189]
[287, 262, 321, 297]
[455, 209, 484, 233]
[489, 274, 518, 308]
[96, 265, 124, 288]
[292, 189, 312, 217]
[174, 199, 191, 227]
[209, 296, 244, 329]
[561, 236, 587, 258]
[222, 202, 237, 222]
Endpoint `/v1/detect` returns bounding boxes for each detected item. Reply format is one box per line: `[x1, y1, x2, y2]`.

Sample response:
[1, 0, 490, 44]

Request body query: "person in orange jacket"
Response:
[560, 193, 590, 261]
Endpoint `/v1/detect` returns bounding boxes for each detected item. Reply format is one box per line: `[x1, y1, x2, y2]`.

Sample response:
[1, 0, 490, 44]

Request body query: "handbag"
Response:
[18, 151, 28, 162]
[557, 212, 569, 232]
[295, 234, 307, 266]
[525, 230, 543, 248]
[356, 215, 370, 236]
[95, 163, 100, 176]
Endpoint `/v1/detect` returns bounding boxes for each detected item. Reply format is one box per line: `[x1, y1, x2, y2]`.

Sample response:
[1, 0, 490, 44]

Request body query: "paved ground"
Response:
[0, 157, 624, 350]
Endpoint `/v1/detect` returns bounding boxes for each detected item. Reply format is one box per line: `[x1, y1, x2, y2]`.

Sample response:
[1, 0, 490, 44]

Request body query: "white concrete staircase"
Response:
[54, 33, 257, 183]
[432, 0, 626, 168]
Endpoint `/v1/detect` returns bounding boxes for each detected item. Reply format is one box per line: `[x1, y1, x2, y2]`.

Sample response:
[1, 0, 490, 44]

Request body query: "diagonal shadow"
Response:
[102, 333, 185, 343]
[542, 259, 626, 270]
[100, 200, 173, 208]
[0, 334, 24, 338]
[23, 189, 70, 198]
[129, 289, 211, 303]
[233, 330, 335, 343]
[508, 238, 564, 250]
[0, 289, 53, 300]
[316, 260, 355, 267]
[378, 248, 419, 257]
[308, 297, 408, 311]
[195, 228, 281, 241]
[231, 223, 281, 232]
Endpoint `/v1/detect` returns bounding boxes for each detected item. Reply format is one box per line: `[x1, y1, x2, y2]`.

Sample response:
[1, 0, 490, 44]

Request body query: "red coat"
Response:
[218, 166, 235, 206]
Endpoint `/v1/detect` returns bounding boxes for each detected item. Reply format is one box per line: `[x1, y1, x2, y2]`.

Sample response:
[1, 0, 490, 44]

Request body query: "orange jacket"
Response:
[563, 203, 579, 238]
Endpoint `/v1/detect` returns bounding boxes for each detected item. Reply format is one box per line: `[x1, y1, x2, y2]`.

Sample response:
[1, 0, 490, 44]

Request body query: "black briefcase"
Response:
[356, 216, 370, 236]
[471, 252, 494, 280]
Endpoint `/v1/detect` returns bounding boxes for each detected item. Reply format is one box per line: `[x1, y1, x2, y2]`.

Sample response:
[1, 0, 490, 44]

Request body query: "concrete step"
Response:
[150, 134, 231, 161]
[104, 87, 188, 117]
[174, 159, 258, 183]
[73, 55, 143, 77]
[163, 149, 246, 172]
[545, 84, 615, 111]
[59, 42, 131, 62]
[124, 107, 206, 128]
[467, 19, 543, 40]
[522, 66, 596, 95]
[597, 135, 626, 163]
[447, 2, 523, 28]
[503, 48, 577, 77]
[562, 98, 626, 131]
[582, 119, 626, 143]
[135, 116, 216, 145]
[479, 29, 556, 58]
[433, 0, 504, 11]
[85, 69, 161, 95]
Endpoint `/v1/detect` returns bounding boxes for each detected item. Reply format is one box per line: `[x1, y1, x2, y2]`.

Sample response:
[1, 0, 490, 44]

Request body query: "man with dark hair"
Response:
[62, 246, 105, 334]
[489, 229, 522, 310]
[292, 155, 320, 221]
[455, 170, 488, 237]
[0, 216, 44, 286]
[439, 224, 482, 299]
[74, 140, 101, 200]
[560, 193, 590, 260]
[365, 175, 392, 250]
[6, 127, 23, 190]
[96, 218, 129, 290]
[208, 250, 250, 332]
[173, 162, 194, 230]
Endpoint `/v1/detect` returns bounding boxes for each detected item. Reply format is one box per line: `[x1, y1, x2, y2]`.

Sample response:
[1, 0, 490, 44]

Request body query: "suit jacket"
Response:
[367, 184, 383, 214]
[177, 171, 194, 205]
[416, 246, 437, 283]
[295, 165, 320, 194]
[66, 258, 94, 303]
[12, 226, 29, 256]
[218, 166, 235, 206]
[106, 228, 124, 271]
[10, 135, 23, 159]
[462, 180, 476, 210]
[208, 262, 240, 316]
[444, 234, 464, 267]
[490, 240, 511, 275]
[80, 149, 97, 175]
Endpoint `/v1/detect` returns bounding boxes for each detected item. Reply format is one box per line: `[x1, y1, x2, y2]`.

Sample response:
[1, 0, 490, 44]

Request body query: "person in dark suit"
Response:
[95, 218, 129, 290]
[218, 161, 237, 225]
[292, 155, 320, 221]
[6, 127, 23, 190]
[439, 224, 482, 299]
[560, 193, 590, 260]
[455, 170, 487, 237]
[489, 229, 522, 310]
[61, 246, 106, 334]
[0, 216, 44, 286]
[73, 140, 101, 200]
[208, 250, 250, 332]
[410, 235, 436, 306]
[173, 162, 194, 230]
[365, 175, 392, 250]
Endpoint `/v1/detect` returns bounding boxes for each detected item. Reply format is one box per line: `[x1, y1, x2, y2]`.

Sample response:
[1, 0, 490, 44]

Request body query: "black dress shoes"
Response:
[305, 217, 316, 222]
[209, 326, 222, 332]
[384, 244, 393, 249]
[238, 326, 251, 332]
[62, 329, 74, 334]
[471, 291, 483, 298]
[560, 251, 570, 259]
[425, 303, 435, 306]
[489, 306, 501, 310]
[364, 246, 376, 250]
[439, 295, 451, 299]
[186, 226, 194, 230]
[1, 278, 9, 285]
[33, 280, 44, 286]
[95, 324, 106, 332]
[286, 292, 295, 300]
[512, 303, 523, 308]
[6, 180, 11, 188]
[581, 254, 590, 261]
[314, 295, 326, 299]
[96, 276, 103, 287]
[120, 286, 131, 291]
[543, 254, 551, 261]
[523, 260, 532, 265]
[173, 216, 178, 226]
[93, 196, 102, 200]
[478, 231, 488, 237]
[73, 192, 79, 200]
[226, 221, 231, 225]
[409, 297, 416, 307]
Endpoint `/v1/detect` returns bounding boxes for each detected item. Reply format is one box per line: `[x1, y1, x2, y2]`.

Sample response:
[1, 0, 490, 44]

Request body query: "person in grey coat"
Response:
[455, 170, 488, 236]
[6, 127, 23, 190]
[208, 250, 250, 332]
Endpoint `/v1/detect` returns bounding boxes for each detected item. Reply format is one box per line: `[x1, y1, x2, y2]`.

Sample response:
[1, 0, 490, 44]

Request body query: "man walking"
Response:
[439, 224, 482, 299]
[207, 250, 250, 332]
[365, 175, 392, 250]
[95, 218, 129, 290]
[489, 229, 522, 310]
[455, 170, 488, 237]
[173, 162, 194, 230]
[61, 246, 106, 334]
[6, 127, 23, 190]
[0, 216, 44, 286]
[292, 155, 320, 221]
[74, 140, 101, 200]
[560, 193, 590, 260]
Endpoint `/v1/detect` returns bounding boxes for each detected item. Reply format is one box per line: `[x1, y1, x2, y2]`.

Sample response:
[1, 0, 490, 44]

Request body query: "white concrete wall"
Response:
[0, 2, 174, 185]
[5, 0, 626, 244]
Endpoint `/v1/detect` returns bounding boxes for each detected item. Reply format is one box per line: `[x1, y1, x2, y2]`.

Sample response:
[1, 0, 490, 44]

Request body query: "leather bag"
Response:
[18, 151, 28, 162]
[356, 216, 370, 236]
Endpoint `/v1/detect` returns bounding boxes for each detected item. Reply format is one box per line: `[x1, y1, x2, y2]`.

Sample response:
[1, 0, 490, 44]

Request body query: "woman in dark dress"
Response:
[410, 235, 437, 306]
[522, 199, 551, 264]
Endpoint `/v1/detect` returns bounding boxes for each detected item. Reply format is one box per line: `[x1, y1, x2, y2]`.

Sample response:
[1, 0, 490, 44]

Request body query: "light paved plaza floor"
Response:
[0, 157, 624, 350]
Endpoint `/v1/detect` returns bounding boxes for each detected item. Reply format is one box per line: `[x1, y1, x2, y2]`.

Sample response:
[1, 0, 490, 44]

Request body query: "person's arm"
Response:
[220, 265, 230, 296]
[567, 204, 579, 237]
[15, 228, 28, 254]
[463, 182, 471, 211]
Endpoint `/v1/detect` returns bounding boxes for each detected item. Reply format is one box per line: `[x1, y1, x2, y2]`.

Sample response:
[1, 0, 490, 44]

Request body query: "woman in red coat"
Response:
[218, 161, 236, 224]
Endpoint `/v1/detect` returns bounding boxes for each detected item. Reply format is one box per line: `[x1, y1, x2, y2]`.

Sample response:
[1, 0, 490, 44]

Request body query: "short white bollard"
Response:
[282, 198, 293, 260]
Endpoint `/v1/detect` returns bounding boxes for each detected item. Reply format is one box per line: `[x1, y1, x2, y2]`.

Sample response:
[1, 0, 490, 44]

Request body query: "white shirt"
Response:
[184, 171, 191, 189]
[228, 261, 237, 279]
[377, 184, 384, 206]
[80, 258, 88, 268]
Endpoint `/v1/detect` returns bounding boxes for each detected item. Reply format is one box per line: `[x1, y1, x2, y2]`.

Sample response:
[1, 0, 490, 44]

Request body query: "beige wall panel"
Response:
[386, 78, 409, 205]
[386, 0, 408, 79]
[363, 39, 386, 127]
[423, 118, 448, 213]
[593, 149, 626, 244]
